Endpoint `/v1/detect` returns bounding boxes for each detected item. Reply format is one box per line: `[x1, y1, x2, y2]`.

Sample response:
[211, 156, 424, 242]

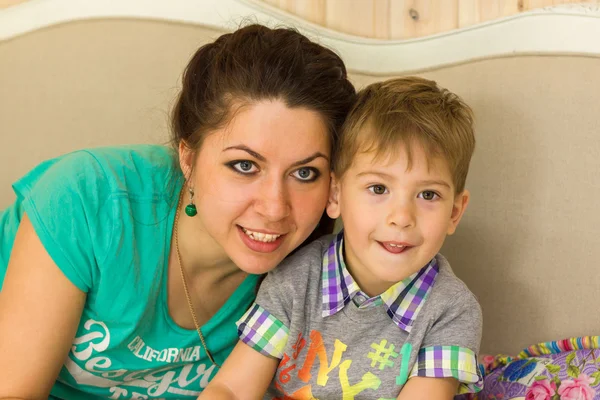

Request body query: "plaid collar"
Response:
[321, 231, 439, 333]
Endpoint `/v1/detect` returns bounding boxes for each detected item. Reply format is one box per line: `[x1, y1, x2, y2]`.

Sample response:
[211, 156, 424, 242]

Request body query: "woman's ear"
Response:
[447, 189, 470, 235]
[326, 173, 341, 220]
[178, 141, 194, 181]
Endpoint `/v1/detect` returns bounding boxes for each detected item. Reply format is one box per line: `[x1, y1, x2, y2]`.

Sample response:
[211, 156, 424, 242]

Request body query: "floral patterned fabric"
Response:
[456, 336, 600, 400]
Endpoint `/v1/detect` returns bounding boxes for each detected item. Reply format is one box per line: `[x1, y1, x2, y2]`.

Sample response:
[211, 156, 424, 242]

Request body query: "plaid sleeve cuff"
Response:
[409, 346, 483, 394]
[236, 303, 290, 359]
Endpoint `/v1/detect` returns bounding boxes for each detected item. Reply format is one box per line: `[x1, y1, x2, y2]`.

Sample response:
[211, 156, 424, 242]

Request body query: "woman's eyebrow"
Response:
[224, 145, 329, 166]
[223, 145, 265, 161]
[290, 153, 329, 167]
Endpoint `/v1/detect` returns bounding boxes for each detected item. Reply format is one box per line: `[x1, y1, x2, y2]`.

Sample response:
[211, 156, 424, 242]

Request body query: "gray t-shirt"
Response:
[238, 234, 483, 399]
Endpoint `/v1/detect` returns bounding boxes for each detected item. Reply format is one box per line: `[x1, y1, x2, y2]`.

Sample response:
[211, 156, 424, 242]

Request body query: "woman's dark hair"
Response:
[171, 24, 356, 244]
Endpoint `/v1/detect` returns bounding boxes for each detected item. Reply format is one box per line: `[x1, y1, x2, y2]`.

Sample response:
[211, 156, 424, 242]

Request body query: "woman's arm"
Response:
[198, 341, 279, 400]
[396, 377, 459, 400]
[0, 213, 86, 399]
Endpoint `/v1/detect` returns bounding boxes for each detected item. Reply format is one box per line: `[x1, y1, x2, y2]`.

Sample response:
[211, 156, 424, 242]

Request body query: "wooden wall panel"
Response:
[458, 0, 480, 28]
[264, 0, 327, 26]
[325, 0, 391, 39]
[265, 0, 600, 39]
[373, 0, 391, 39]
[392, 0, 459, 39]
[2, 0, 599, 39]
[0, 0, 25, 7]
[478, 0, 521, 22]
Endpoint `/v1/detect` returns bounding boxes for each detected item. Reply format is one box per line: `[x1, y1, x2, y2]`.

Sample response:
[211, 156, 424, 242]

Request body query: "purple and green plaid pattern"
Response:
[236, 303, 289, 359]
[321, 232, 360, 317]
[381, 258, 438, 332]
[411, 345, 483, 393]
[321, 231, 438, 333]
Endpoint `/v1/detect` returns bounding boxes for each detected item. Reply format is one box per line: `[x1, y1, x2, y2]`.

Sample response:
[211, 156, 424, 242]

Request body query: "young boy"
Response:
[199, 77, 483, 399]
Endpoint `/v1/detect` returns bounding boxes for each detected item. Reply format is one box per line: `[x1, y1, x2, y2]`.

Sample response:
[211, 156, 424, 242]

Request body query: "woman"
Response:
[0, 24, 355, 399]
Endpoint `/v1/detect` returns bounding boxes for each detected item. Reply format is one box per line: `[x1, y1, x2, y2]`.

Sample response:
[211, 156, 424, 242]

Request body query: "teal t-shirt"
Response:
[0, 145, 259, 399]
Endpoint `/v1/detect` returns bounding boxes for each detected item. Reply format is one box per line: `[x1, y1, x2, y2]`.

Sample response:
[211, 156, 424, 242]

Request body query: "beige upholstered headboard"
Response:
[1, 0, 599, 356]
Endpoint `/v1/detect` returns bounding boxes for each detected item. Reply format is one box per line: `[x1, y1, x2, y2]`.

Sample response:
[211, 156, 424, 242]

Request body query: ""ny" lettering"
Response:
[338, 359, 381, 400]
[298, 330, 347, 386]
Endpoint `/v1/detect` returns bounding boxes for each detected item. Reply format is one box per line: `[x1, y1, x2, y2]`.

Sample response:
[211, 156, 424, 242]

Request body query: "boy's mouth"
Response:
[378, 241, 412, 254]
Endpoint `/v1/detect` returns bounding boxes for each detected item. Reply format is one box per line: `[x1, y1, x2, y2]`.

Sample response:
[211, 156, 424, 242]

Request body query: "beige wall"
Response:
[1, 18, 599, 356]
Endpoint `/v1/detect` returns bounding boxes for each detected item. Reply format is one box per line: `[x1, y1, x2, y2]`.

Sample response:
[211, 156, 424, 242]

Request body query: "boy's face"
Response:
[327, 140, 469, 296]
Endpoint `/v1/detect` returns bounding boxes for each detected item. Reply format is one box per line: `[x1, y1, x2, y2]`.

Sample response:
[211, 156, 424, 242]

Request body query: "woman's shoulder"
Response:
[82, 144, 175, 167]
[6, 144, 182, 293]
[79, 144, 180, 188]
[14, 144, 180, 201]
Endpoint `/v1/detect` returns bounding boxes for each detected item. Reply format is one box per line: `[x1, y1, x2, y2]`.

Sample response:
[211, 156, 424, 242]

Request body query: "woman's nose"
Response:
[254, 180, 291, 221]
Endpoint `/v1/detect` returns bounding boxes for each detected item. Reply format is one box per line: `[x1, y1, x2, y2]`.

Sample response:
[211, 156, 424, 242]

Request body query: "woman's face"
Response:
[180, 99, 331, 274]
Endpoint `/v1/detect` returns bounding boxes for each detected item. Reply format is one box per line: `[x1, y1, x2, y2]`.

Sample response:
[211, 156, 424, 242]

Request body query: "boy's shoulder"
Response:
[413, 254, 483, 357]
[428, 253, 480, 310]
[267, 234, 334, 283]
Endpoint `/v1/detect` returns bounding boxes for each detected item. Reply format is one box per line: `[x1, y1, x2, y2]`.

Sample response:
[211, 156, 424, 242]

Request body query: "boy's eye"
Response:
[291, 167, 320, 182]
[419, 190, 439, 201]
[368, 185, 388, 195]
[229, 160, 258, 174]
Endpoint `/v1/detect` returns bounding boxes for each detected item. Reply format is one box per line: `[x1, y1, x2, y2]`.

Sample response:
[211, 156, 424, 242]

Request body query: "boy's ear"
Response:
[178, 141, 194, 181]
[326, 173, 341, 220]
[447, 189, 470, 235]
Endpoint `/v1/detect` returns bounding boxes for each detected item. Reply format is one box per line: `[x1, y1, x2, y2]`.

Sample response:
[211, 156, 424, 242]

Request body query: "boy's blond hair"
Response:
[333, 77, 475, 193]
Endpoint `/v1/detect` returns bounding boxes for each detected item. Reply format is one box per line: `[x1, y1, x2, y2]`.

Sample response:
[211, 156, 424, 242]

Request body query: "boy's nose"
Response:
[387, 201, 416, 228]
[254, 180, 291, 222]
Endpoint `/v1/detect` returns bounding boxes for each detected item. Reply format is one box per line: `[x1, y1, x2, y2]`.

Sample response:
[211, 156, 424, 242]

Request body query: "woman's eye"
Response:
[419, 190, 439, 201]
[230, 160, 258, 174]
[368, 185, 388, 195]
[292, 167, 320, 182]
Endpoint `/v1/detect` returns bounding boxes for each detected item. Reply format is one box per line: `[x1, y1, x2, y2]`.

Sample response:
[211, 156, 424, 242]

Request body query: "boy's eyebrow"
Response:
[223, 145, 329, 165]
[356, 171, 452, 189]
[417, 180, 452, 189]
[356, 171, 395, 180]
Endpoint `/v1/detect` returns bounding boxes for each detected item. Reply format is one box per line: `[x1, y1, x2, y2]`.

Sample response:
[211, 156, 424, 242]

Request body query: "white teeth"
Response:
[242, 228, 282, 243]
[388, 243, 405, 248]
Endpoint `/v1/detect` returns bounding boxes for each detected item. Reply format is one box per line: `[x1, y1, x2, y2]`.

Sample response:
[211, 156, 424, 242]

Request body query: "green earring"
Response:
[185, 187, 197, 217]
